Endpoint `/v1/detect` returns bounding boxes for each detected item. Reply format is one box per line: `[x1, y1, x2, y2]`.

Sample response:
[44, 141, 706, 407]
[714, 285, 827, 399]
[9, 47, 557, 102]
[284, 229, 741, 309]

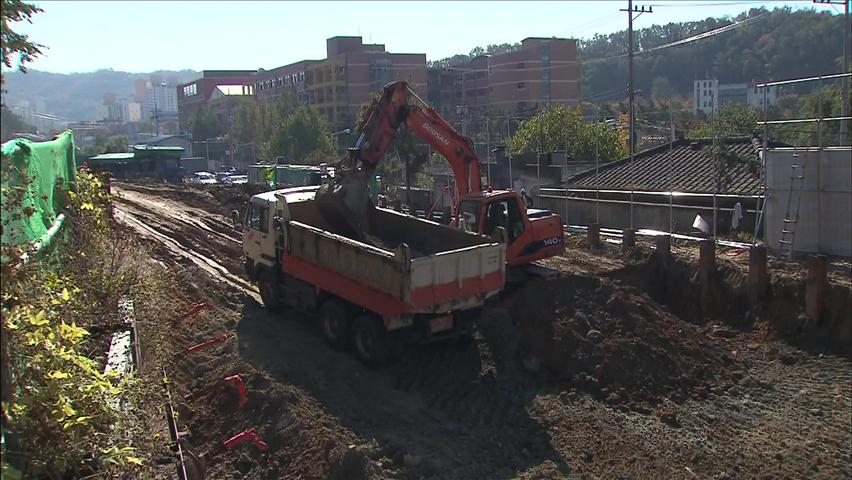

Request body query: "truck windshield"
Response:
[458, 200, 481, 233]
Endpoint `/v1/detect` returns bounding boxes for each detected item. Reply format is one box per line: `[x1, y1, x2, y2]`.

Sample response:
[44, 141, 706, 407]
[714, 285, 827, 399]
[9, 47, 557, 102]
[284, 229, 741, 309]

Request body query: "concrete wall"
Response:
[765, 147, 852, 257]
[539, 194, 757, 235]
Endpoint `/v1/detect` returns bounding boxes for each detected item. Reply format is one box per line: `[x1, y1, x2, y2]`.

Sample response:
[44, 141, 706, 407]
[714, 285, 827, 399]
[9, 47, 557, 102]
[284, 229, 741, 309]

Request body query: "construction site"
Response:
[2, 2, 852, 479]
[101, 179, 849, 480]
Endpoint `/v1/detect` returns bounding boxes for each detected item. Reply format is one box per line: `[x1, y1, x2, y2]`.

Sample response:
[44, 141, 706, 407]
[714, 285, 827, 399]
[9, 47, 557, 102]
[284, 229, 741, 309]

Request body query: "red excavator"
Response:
[324, 80, 564, 268]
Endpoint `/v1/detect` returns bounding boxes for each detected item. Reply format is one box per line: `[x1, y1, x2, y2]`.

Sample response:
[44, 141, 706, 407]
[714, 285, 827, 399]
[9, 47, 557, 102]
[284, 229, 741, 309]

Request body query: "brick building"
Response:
[428, 37, 580, 115]
[250, 36, 427, 130]
[177, 70, 256, 132]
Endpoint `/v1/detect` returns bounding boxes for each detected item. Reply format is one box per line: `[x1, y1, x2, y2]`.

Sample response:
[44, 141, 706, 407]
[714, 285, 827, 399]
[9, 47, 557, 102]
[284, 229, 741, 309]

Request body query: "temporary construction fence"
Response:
[1, 130, 77, 257]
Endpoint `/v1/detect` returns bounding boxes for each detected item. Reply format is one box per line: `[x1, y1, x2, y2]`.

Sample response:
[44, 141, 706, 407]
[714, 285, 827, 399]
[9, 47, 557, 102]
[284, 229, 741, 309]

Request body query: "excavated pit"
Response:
[511, 275, 744, 410]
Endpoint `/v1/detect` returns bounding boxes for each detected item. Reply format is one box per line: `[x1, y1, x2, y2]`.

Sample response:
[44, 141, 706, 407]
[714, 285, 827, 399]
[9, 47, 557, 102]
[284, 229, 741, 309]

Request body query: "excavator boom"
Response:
[353, 81, 482, 198]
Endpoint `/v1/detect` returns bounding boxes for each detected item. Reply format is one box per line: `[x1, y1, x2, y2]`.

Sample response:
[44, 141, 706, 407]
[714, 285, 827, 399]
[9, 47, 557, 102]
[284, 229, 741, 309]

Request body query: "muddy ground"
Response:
[113, 182, 851, 479]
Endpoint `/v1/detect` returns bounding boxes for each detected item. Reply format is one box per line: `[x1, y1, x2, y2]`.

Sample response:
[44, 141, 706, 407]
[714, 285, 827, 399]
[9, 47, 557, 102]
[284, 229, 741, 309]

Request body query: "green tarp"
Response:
[1, 130, 77, 248]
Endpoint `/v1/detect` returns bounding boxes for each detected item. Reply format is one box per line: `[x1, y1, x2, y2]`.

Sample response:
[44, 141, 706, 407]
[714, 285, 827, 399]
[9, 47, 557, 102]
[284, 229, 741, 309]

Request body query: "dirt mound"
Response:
[511, 275, 742, 409]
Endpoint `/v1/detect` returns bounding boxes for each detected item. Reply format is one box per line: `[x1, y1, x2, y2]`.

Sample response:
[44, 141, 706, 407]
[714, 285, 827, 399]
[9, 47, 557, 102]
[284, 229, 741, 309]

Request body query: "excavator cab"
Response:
[457, 191, 563, 267]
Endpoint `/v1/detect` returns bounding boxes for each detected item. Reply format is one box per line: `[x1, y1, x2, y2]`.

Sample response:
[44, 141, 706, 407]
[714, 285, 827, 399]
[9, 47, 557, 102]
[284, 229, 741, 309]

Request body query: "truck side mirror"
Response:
[490, 226, 508, 244]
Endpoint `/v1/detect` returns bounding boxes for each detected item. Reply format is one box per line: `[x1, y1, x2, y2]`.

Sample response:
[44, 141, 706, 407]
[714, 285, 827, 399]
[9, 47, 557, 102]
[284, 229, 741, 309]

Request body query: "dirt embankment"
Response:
[510, 275, 743, 411]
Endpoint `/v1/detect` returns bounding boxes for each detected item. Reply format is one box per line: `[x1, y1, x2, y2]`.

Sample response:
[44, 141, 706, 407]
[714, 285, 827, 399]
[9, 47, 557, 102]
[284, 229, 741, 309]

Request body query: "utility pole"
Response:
[486, 116, 491, 185]
[813, 0, 849, 141]
[620, 0, 652, 229]
[844, 0, 850, 142]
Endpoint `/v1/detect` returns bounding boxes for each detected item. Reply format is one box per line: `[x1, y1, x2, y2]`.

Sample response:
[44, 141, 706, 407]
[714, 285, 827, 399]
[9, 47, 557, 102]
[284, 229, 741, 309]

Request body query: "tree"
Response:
[579, 7, 846, 100]
[0, 0, 43, 92]
[508, 104, 626, 163]
[0, 105, 34, 141]
[263, 106, 335, 163]
[191, 108, 220, 141]
[686, 103, 759, 138]
[651, 77, 673, 99]
[103, 135, 128, 153]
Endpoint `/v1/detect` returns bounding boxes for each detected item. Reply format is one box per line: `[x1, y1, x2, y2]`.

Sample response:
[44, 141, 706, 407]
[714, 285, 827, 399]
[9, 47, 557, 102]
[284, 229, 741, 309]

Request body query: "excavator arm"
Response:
[352, 81, 482, 198]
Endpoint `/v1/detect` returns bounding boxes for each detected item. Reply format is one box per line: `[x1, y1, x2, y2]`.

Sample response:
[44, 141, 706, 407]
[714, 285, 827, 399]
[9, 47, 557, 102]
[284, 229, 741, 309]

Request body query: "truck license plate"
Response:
[430, 315, 453, 333]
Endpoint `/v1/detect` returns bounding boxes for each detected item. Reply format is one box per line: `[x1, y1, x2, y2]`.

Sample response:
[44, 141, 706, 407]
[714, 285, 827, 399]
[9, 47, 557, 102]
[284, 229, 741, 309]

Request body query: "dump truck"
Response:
[242, 186, 506, 364]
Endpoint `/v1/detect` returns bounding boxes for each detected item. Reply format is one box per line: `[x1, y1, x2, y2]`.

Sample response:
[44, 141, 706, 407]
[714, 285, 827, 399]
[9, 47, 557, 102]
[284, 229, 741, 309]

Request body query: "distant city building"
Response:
[147, 80, 179, 120]
[693, 79, 778, 115]
[176, 70, 256, 132]
[428, 37, 580, 116]
[102, 95, 143, 123]
[250, 36, 427, 130]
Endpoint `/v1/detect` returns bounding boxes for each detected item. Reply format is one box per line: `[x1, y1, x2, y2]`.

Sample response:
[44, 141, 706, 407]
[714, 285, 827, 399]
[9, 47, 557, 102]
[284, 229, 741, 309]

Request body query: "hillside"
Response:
[580, 6, 846, 100]
[0, 69, 200, 121]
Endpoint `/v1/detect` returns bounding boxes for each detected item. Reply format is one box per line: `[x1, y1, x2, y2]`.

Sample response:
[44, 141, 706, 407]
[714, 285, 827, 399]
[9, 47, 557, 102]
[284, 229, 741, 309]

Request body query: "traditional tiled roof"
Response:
[566, 136, 775, 195]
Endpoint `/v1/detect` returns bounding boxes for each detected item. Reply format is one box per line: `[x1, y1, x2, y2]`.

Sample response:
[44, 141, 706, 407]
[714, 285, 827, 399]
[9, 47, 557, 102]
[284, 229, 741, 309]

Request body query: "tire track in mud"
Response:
[113, 205, 259, 301]
[116, 187, 242, 246]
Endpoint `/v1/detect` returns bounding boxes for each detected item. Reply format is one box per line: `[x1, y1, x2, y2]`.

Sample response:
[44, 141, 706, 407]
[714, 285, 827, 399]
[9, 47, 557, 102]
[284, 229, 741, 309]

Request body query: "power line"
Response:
[582, 11, 769, 66]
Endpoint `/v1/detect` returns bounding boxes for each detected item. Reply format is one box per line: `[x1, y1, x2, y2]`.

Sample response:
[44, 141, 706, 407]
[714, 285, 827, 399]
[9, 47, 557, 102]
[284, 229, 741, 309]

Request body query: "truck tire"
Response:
[319, 299, 351, 350]
[258, 270, 283, 312]
[352, 314, 390, 366]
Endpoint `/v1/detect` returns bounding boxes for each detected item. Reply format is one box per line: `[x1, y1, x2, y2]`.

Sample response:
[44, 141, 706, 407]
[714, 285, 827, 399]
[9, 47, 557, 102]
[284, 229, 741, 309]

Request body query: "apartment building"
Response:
[249, 36, 427, 130]
[693, 79, 779, 115]
[177, 70, 256, 132]
[428, 37, 580, 116]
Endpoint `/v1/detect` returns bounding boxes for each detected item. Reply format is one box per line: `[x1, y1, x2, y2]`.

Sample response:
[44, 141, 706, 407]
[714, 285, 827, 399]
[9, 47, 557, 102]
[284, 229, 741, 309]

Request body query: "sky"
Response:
[9, 0, 830, 74]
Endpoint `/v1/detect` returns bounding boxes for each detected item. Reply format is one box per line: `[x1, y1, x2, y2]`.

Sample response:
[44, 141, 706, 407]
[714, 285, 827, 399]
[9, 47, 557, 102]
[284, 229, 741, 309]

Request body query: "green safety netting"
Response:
[1, 130, 77, 250]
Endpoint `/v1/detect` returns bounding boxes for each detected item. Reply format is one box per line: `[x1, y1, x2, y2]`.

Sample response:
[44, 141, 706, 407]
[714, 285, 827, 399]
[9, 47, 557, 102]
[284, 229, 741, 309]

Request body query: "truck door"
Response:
[244, 201, 277, 268]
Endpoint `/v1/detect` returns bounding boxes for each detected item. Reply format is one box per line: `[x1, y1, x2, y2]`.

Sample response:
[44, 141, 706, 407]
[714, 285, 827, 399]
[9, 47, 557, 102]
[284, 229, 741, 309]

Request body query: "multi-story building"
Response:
[101, 94, 143, 123]
[249, 36, 427, 130]
[177, 70, 256, 132]
[428, 37, 580, 116]
[254, 60, 315, 103]
[693, 79, 778, 115]
[147, 80, 179, 119]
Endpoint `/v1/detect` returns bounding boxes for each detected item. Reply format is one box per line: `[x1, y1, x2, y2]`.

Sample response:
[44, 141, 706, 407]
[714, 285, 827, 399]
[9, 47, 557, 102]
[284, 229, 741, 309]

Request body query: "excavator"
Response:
[317, 81, 564, 268]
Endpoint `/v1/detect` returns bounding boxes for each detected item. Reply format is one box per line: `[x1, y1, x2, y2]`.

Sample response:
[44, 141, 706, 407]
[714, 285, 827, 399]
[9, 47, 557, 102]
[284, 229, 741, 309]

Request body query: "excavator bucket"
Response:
[315, 168, 373, 241]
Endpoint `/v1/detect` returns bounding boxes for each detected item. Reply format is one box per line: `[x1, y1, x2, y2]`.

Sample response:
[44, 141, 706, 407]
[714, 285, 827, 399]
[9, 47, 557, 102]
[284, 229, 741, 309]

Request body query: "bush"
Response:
[2, 170, 143, 478]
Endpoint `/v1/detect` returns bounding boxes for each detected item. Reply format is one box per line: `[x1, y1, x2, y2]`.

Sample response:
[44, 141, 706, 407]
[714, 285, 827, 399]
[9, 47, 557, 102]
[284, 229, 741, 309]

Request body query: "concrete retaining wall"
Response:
[765, 147, 852, 257]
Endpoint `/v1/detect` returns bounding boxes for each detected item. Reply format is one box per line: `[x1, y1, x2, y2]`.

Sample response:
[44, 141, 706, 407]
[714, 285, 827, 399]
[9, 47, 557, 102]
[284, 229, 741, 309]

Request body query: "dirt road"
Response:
[115, 183, 851, 479]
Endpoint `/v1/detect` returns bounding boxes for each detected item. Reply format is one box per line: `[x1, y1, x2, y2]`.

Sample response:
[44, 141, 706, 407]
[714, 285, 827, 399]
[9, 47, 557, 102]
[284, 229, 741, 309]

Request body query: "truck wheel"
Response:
[258, 271, 283, 312]
[319, 299, 351, 350]
[352, 315, 390, 366]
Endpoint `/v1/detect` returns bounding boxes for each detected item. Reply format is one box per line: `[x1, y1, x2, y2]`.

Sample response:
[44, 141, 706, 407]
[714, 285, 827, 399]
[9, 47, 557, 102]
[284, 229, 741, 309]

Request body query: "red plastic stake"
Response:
[186, 334, 232, 353]
[181, 302, 210, 319]
[223, 428, 268, 451]
[224, 374, 248, 408]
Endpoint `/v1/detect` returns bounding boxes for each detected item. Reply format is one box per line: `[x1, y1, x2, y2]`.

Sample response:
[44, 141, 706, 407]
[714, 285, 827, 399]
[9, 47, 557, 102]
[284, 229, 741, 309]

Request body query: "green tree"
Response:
[508, 104, 626, 163]
[651, 77, 674, 99]
[0, 0, 43, 91]
[103, 135, 128, 153]
[264, 106, 334, 163]
[0, 105, 35, 140]
[191, 108, 220, 141]
[686, 103, 760, 138]
[579, 7, 846, 100]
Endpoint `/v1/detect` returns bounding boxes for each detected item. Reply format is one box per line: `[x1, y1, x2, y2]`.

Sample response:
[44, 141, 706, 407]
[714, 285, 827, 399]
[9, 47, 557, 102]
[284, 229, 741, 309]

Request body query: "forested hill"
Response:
[579, 6, 847, 100]
[1, 69, 199, 121]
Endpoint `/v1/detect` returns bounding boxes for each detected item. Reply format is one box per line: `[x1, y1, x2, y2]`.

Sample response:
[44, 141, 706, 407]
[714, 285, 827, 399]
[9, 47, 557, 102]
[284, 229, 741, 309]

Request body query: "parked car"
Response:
[222, 175, 248, 185]
[189, 172, 217, 185]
